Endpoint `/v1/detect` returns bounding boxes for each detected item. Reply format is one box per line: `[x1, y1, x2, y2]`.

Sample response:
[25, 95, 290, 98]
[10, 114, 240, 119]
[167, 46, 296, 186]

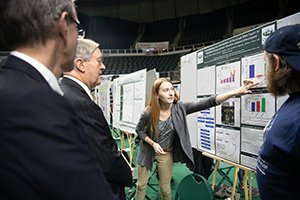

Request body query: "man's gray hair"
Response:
[0, 0, 76, 49]
[76, 38, 100, 61]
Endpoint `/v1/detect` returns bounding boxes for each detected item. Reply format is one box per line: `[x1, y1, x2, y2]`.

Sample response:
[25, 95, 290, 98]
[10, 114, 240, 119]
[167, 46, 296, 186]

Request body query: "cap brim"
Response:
[284, 54, 300, 72]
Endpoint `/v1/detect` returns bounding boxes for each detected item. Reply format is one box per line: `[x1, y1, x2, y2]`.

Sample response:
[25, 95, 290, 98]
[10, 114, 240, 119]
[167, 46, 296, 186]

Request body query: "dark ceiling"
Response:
[76, 0, 252, 22]
[76, 0, 141, 7]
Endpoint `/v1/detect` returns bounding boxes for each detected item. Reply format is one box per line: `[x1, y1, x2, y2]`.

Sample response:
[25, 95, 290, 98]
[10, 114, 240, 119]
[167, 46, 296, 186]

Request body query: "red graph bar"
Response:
[256, 101, 260, 112]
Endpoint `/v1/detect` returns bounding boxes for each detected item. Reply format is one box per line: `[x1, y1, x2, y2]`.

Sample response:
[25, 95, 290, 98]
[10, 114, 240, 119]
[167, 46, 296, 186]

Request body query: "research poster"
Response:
[182, 14, 299, 169]
[113, 69, 147, 133]
[193, 21, 277, 167]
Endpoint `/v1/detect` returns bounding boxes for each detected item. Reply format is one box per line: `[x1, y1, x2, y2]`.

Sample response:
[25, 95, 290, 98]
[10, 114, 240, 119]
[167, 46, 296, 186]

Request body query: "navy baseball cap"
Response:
[264, 24, 300, 71]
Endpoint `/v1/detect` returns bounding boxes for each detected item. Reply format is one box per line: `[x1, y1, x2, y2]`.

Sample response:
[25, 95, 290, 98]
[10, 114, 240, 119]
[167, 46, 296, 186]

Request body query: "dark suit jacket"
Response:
[0, 55, 115, 200]
[59, 77, 133, 199]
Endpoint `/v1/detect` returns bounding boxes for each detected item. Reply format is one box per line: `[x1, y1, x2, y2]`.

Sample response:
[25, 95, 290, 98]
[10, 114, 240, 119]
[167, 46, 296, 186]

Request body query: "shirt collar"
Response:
[63, 75, 93, 100]
[10, 51, 63, 96]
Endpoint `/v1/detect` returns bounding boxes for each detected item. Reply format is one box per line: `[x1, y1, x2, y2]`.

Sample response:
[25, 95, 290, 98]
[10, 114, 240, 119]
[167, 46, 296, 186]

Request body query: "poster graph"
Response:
[216, 61, 241, 94]
[241, 93, 275, 126]
[241, 53, 266, 88]
[197, 99, 215, 154]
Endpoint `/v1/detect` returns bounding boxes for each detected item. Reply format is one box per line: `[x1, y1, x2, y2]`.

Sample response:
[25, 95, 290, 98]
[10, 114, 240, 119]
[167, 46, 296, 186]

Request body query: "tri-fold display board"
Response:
[181, 12, 299, 170]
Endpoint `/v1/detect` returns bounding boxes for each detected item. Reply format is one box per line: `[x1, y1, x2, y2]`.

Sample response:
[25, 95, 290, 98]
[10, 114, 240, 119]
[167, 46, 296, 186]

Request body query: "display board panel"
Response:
[197, 97, 216, 154]
[241, 92, 276, 127]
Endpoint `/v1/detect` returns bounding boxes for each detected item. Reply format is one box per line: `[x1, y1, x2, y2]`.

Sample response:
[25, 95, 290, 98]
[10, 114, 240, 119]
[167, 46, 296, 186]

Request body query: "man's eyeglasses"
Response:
[68, 15, 85, 39]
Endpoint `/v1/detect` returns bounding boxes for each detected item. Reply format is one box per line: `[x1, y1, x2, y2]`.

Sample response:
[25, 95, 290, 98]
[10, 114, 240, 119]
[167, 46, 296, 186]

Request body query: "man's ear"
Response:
[74, 58, 86, 73]
[58, 11, 69, 45]
[273, 54, 281, 72]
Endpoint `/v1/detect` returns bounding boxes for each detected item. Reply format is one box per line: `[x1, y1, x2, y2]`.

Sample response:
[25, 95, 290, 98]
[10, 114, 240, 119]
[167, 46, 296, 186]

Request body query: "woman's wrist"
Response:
[151, 141, 155, 146]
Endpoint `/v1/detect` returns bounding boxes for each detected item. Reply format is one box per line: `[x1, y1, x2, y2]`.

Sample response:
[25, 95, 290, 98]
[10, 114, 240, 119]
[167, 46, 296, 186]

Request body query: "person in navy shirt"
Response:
[257, 24, 300, 200]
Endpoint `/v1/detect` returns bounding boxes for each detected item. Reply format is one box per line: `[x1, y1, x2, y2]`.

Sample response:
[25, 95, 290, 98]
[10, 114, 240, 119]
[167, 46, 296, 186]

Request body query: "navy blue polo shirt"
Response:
[257, 92, 300, 200]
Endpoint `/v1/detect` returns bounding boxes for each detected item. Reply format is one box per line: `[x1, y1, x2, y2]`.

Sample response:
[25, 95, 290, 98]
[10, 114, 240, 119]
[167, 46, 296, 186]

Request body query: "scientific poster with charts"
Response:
[197, 97, 216, 154]
[197, 66, 215, 95]
[113, 69, 147, 133]
[241, 92, 276, 127]
[241, 53, 266, 88]
[216, 61, 241, 94]
[241, 126, 264, 169]
[216, 98, 241, 128]
[216, 127, 240, 163]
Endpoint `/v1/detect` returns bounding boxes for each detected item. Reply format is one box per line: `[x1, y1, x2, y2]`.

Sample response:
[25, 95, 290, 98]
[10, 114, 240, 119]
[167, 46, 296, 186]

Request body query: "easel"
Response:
[120, 130, 137, 166]
[202, 152, 256, 200]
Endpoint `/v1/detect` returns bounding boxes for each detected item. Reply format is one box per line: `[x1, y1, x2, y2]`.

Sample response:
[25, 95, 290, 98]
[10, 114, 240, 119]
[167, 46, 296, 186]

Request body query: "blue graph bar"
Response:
[251, 102, 255, 112]
[249, 64, 255, 78]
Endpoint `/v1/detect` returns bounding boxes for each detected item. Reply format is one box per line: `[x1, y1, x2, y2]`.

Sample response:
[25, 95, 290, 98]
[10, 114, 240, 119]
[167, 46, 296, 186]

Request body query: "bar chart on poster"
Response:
[216, 98, 241, 128]
[197, 100, 216, 154]
[241, 53, 266, 88]
[216, 61, 241, 93]
[216, 127, 240, 163]
[241, 93, 276, 127]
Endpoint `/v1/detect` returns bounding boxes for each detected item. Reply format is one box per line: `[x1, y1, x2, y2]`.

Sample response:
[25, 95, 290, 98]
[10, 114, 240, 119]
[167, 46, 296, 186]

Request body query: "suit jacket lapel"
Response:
[3, 55, 50, 86]
[60, 77, 91, 100]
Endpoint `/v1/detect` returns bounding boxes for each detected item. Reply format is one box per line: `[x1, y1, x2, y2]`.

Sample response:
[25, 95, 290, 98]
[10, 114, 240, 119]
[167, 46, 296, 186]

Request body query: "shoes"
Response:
[214, 184, 228, 199]
[238, 183, 260, 197]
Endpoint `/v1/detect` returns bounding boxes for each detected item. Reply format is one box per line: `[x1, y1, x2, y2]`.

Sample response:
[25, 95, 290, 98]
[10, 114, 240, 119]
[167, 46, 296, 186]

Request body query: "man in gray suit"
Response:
[59, 38, 133, 200]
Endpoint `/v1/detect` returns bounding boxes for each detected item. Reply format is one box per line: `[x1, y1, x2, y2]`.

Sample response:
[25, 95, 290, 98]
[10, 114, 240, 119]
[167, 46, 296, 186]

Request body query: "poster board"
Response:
[94, 81, 111, 125]
[112, 69, 157, 133]
[181, 12, 300, 170]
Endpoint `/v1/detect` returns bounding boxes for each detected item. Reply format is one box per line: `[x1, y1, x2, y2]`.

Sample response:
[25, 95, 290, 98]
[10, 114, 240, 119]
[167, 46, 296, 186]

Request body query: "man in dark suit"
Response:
[0, 1, 115, 199]
[59, 38, 133, 200]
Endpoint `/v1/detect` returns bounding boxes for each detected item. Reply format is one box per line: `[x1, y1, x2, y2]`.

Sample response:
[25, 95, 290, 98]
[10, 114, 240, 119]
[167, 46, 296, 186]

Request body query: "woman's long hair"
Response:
[146, 78, 179, 139]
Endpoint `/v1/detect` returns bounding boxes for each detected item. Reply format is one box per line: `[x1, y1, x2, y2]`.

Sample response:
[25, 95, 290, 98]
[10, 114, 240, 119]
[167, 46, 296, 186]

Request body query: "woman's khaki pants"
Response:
[136, 152, 173, 200]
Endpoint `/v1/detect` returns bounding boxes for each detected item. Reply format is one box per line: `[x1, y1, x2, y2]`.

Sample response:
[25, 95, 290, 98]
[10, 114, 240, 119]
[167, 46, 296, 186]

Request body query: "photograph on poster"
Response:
[216, 98, 241, 127]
